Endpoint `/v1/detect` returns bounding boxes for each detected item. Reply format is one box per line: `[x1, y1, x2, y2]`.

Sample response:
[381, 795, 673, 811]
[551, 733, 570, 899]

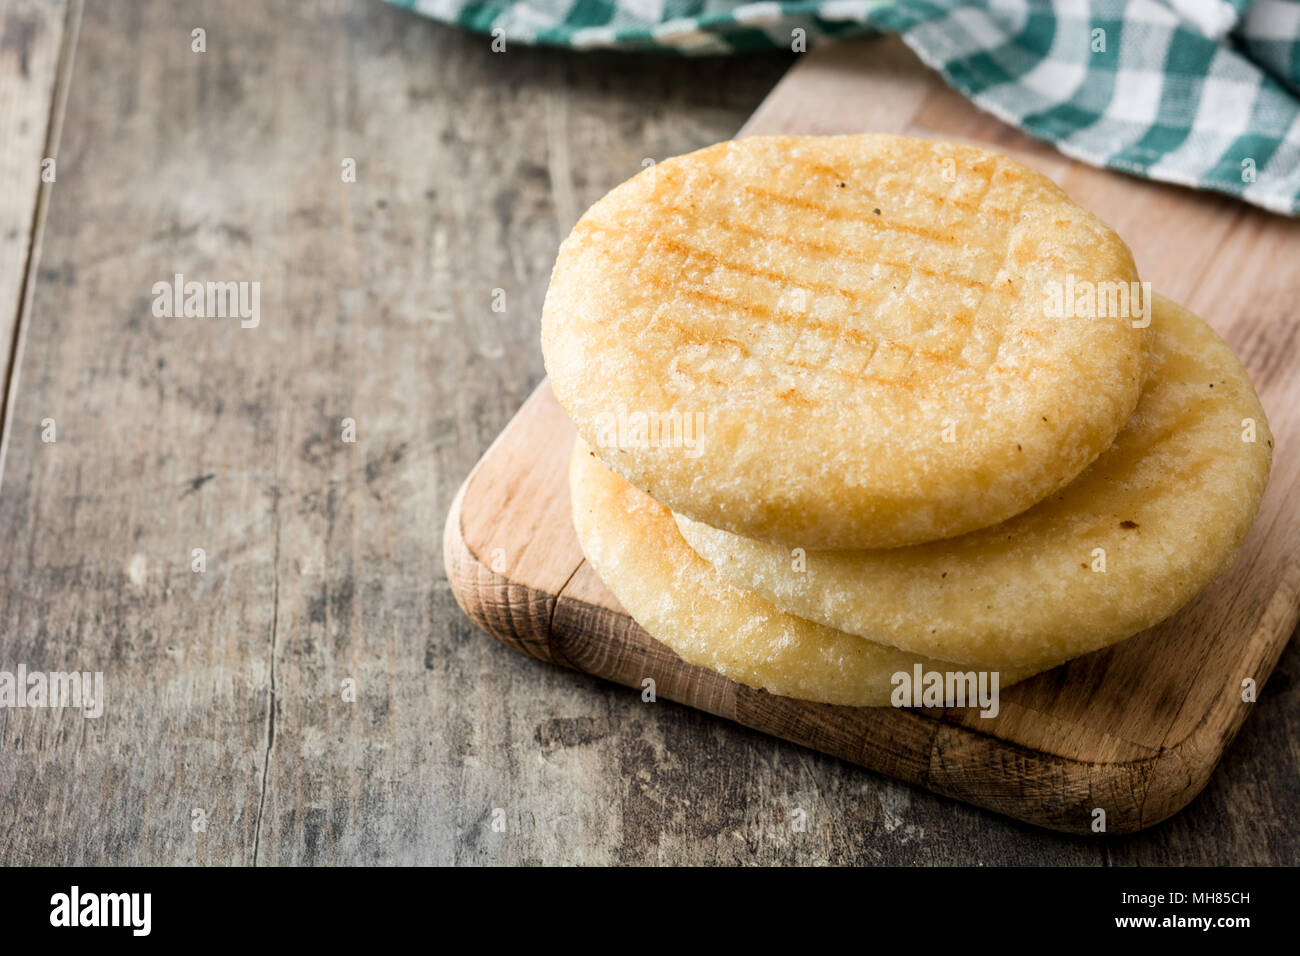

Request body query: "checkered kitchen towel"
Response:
[390, 0, 1300, 215]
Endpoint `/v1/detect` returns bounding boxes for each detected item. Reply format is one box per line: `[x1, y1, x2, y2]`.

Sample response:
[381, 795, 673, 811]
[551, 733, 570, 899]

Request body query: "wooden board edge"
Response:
[440, 381, 1300, 834]
[442, 468, 565, 667]
[444, 463, 1208, 835]
[1137, 566, 1300, 828]
[442, 378, 1300, 834]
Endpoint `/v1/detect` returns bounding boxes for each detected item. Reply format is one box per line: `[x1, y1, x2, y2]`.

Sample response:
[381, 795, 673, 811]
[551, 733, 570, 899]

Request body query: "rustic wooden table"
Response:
[0, 0, 1294, 865]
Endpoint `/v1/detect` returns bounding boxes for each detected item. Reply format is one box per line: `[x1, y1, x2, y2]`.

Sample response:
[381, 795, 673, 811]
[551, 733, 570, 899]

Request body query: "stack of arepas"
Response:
[540, 134, 1273, 707]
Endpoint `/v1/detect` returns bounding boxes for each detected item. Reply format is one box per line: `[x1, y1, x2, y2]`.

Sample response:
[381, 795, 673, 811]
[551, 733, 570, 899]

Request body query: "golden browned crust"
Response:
[677, 294, 1272, 672]
[543, 134, 1149, 549]
[569, 439, 1034, 706]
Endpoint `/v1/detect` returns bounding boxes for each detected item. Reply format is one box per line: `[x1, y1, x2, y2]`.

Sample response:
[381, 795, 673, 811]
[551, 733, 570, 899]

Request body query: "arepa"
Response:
[569, 439, 1035, 706]
[543, 134, 1150, 549]
[676, 295, 1272, 673]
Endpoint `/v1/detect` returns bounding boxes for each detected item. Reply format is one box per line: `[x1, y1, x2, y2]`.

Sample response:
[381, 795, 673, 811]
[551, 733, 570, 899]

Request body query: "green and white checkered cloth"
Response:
[390, 0, 1300, 215]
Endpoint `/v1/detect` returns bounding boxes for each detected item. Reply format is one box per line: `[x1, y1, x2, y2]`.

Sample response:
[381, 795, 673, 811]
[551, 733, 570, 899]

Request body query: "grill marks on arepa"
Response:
[608, 163, 1051, 396]
[541, 134, 1149, 548]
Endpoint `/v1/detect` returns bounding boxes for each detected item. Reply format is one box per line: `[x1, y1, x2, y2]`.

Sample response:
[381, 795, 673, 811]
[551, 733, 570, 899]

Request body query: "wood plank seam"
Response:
[251, 482, 284, 866]
[0, 0, 82, 492]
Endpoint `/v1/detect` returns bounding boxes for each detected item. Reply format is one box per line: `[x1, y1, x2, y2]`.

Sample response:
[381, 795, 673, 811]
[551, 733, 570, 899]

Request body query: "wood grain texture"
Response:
[0, 0, 1294, 864]
[446, 41, 1300, 837]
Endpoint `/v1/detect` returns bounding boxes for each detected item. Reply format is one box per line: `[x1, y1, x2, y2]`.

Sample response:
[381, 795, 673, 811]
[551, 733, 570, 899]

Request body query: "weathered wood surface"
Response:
[0, 0, 73, 462]
[0, 0, 1295, 863]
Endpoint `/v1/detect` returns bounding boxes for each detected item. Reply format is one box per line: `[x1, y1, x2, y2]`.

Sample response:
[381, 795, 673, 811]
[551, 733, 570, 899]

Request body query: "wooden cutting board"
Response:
[443, 36, 1300, 834]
